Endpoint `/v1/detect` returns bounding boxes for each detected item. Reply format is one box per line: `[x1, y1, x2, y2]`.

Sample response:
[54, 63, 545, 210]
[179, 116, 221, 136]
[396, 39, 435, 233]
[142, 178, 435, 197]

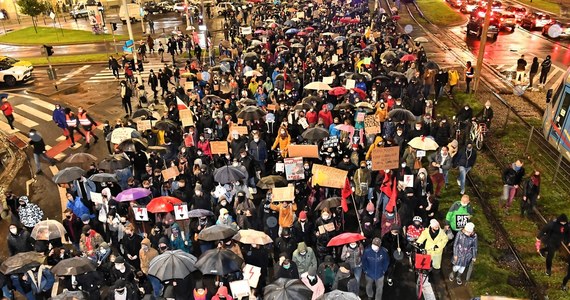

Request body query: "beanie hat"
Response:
[141, 238, 151, 246]
[464, 222, 475, 233]
[114, 256, 125, 264]
[429, 219, 440, 228]
[366, 201, 375, 212]
[299, 211, 307, 220]
[81, 214, 90, 222]
[372, 237, 381, 246]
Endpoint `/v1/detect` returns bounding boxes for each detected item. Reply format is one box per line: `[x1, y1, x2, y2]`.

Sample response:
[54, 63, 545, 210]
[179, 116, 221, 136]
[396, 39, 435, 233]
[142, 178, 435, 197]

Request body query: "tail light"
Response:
[500, 18, 504, 21]
[478, 11, 485, 17]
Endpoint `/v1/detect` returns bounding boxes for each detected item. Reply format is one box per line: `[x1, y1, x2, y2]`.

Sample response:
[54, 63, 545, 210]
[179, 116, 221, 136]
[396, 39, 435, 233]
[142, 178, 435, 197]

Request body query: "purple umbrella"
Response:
[116, 188, 152, 202]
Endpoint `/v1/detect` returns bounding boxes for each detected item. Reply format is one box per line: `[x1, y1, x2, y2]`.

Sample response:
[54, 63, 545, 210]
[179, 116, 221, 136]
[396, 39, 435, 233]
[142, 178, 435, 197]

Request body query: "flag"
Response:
[176, 97, 188, 111]
[385, 180, 398, 213]
[341, 177, 352, 213]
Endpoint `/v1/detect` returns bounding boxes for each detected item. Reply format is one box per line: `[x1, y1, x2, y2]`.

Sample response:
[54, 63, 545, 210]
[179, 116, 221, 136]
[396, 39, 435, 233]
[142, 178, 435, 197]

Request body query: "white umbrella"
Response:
[244, 70, 263, 77]
[304, 81, 332, 91]
[414, 37, 429, 43]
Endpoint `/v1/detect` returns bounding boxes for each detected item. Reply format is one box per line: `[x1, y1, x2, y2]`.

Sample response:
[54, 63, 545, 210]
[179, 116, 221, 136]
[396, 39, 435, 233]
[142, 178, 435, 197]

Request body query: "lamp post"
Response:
[122, 0, 142, 85]
[473, 0, 493, 93]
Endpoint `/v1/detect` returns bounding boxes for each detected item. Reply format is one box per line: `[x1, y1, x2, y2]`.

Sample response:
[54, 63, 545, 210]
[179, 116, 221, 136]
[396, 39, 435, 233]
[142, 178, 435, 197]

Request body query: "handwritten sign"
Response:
[323, 76, 333, 85]
[371, 146, 400, 170]
[345, 79, 356, 89]
[110, 128, 133, 144]
[210, 141, 229, 155]
[288, 144, 319, 158]
[229, 280, 250, 298]
[180, 109, 194, 127]
[136, 120, 152, 131]
[230, 125, 249, 135]
[134, 205, 149, 221]
[243, 264, 261, 288]
[416, 150, 426, 157]
[404, 174, 414, 187]
[323, 136, 338, 148]
[276, 162, 285, 173]
[284, 157, 305, 181]
[272, 185, 295, 201]
[364, 115, 381, 134]
[162, 166, 180, 181]
[318, 222, 336, 234]
[90, 192, 103, 204]
[267, 104, 277, 111]
[312, 164, 348, 188]
[174, 203, 189, 220]
[240, 26, 252, 35]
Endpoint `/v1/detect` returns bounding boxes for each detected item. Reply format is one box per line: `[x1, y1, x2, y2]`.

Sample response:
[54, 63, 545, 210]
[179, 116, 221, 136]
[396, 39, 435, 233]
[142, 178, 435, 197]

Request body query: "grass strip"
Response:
[0, 26, 128, 45]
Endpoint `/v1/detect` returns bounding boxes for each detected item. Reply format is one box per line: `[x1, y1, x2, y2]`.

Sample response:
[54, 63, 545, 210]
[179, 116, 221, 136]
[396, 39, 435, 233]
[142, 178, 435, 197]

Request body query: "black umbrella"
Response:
[264, 278, 313, 300]
[388, 108, 416, 122]
[195, 248, 244, 275]
[148, 250, 198, 281]
[188, 209, 215, 218]
[315, 197, 342, 210]
[334, 102, 355, 110]
[50, 291, 88, 300]
[302, 96, 322, 104]
[0, 252, 45, 274]
[425, 60, 440, 70]
[238, 98, 257, 106]
[372, 75, 391, 81]
[316, 290, 360, 300]
[201, 95, 224, 104]
[293, 102, 312, 111]
[154, 120, 178, 131]
[89, 173, 119, 183]
[237, 106, 267, 121]
[257, 175, 288, 189]
[99, 156, 131, 171]
[118, 138, 148, 152]
[64, 153, 98, 164]
[301, 127, 330, 141]
[198, 225, 238, 241]
[132, 108, 156, 119]
[51, 257, 97, 276]
[52, 167, 85, 184]
[213, 166, 246, 184]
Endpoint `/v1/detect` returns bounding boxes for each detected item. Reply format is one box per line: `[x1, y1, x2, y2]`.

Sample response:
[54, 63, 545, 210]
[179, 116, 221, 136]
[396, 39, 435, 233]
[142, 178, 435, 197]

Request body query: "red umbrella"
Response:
[329, 86, 348, 96]
[353, 87, 367, 99]
[254, 29, 266, 35]
[339, 17, 352, 24]
[400, 54, 417, 62]
[147, 196, 183, 213]
[349, 19, 360, 24]
[304, 26, 315, 32]
[296, 31, 308, 36]
[327, 232, 366, 247]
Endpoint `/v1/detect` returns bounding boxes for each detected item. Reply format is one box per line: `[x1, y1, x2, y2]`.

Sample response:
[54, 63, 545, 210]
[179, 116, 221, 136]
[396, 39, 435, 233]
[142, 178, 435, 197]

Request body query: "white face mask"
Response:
[254, 138, 259, 142]
[415, 125, 421, 130]
[322, 214, 330, 220]
[10, 228, 17, 235]
[349, 243, 357, 248]
[307, 275, 316, 280]
[115, 263, 125, 271]
[100, 248, 107, 254]
[371, 245, 380, 252]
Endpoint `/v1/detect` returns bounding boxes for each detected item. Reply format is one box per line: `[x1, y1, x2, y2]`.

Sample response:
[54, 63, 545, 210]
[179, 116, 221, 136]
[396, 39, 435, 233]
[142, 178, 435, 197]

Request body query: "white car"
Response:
[173, 2, 186, 13]
[216, 2, 235, 15]
[0, 56, 33, 86]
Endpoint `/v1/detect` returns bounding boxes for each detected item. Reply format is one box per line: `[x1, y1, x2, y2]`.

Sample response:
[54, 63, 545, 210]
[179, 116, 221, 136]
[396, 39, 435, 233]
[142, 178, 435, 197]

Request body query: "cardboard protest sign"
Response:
[90, 192, 103, 204]
[404, 174, 414, 187]
[267, 104, 277, 111]
[179, 109, 194, 127]
[174, 203, 189, 220]
[229, 280, 250, 298]
[345, 79, 356, 89]
[312, 164, 348, 188]
[323, 136, 339, 148]
[318, 222, 336, 234]
[184, 81, 194, 91]
[136, 119, 152, 132]
[323, 76, 334, 85]
[371, 146, 400, 170]
[162, 166, 180, 181]
[288, 144, 319, 158]
[336, 48, 343, 55]
[210, 141, 229, 155]
[284, 157, 305, 181]
[134, 206, 149, 221]
[231, 125, 249, 135]
[272, 185, 295, 201]
[243, 264, 262, 288]
[364, 115, 381, 134]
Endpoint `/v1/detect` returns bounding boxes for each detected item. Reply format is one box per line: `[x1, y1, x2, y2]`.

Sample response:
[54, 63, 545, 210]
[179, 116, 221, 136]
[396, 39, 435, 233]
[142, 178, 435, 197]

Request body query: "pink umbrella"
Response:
[353, 87, 367, 99]
[296, 31, 308, 36]
[400, 54, 417, 62]
[116, 188, 152, 202]
[327, 232, 365, 247]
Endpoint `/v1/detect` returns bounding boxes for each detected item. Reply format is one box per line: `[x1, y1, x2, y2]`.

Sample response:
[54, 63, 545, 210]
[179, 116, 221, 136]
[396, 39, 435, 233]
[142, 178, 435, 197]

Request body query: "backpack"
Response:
[323, 265, 335, 287]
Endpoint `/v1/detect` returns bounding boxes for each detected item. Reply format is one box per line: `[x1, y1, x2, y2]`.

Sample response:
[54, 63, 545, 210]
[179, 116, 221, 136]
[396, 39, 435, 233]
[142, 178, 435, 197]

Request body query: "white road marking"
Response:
[15, 104, 53, 121]
[56, 65, 91, 84]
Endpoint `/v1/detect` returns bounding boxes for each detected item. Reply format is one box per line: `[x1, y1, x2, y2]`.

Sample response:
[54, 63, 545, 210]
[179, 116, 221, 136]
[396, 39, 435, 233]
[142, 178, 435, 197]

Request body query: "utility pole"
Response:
[42, 45, 58, 91]
[473, 0, 493, 93]
[185, 0, 191, 30]
[122, 0, 143, 85]
[139, 0, 146, 34]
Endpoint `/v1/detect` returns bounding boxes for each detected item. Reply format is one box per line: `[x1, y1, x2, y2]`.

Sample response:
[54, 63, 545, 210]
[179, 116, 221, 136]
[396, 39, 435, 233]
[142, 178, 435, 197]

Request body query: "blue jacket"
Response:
[329, 123, 340, 137]
[67, 196, 92, 219]
[361, 246, 390, 280]
[52, 107, 67, 129]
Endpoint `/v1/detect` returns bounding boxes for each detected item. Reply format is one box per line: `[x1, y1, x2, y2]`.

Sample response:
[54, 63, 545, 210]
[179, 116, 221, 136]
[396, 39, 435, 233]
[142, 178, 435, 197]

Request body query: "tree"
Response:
[16, 0, 47, 33]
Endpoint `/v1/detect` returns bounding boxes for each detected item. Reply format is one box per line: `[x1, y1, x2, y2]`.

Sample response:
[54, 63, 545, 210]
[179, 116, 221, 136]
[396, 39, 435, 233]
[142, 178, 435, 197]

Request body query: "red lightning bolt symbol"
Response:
[137, 208, 143, 213]
[177, 205, 184, 212]
[247, 266, 255, 279]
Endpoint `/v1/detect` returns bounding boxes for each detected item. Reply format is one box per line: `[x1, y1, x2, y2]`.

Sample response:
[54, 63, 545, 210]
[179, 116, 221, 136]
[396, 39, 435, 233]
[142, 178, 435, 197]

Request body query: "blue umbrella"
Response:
[0, 93, 8, 99]
[285, 28, 299, 35]
[201, 71, 211, 81]
[334, 36, 347, 42]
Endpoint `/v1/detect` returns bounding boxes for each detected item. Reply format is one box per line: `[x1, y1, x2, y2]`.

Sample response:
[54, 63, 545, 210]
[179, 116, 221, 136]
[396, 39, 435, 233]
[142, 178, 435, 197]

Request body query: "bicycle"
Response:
[411, 243, 437, 300]
[469, 120, 487, 150]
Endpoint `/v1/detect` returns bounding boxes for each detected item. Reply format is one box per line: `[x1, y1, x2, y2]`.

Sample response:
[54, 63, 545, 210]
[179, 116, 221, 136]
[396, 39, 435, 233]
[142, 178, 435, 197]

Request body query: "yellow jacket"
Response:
[416, 227, 449, 269]
[272, 130, 291, 157]
[375, 104, 388, 122]
[269, 202, 297, 228]
[448, 70, 460, 86]
[366, 136, 384, 160]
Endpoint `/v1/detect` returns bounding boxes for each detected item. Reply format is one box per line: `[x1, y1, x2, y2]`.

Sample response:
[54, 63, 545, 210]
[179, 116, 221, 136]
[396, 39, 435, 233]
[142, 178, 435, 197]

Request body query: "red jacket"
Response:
[306, 111, 318, 125]
[318, 110, 333, 128]
[0, 102, 13, 116]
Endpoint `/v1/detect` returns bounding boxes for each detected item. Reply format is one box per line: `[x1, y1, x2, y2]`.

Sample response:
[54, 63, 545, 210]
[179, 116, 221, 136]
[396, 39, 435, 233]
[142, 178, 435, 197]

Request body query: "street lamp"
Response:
[122, 0, 143, 84]
[473, 0, 493, 93]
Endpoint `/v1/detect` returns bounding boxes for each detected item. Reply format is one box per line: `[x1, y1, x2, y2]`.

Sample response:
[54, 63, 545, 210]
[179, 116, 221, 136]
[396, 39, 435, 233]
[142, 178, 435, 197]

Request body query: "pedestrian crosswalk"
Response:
[490, 56, 565, 90]
[85, 58, 169, 84]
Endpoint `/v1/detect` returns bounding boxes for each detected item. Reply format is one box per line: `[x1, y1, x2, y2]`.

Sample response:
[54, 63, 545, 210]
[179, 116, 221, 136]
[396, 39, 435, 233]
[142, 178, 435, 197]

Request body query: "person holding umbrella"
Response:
[340, 241, 364, 287]
[449, 222, 477, 285]
[28, 129, 56, 175]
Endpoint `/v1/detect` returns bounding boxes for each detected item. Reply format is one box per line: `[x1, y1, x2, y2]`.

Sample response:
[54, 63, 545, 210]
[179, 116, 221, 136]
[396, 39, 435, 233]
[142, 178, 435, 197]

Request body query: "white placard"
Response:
[275, 162, 285, 173]
[241, 26, 252, 35]
[298, 118, 309, 129]
[49, 12, 56, 20]
[229, 280, 250, 298]
[416, 150, 426, 157]
[323, 76, 333, 84]
[404, 174, 414, 187]
[331, 54, 338, 63]
[174, 204, 189, 220]
[134, 206, 149, 221]
[345, 79, 356, 89]
[90, 192, 103, 204]
[243, 264, 261, 287]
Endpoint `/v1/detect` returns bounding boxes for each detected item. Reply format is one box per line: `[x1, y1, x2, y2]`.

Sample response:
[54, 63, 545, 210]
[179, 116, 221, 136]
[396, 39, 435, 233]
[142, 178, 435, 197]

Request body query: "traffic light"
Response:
[111, 22, 117, 31]
[44, 45, 54, 56]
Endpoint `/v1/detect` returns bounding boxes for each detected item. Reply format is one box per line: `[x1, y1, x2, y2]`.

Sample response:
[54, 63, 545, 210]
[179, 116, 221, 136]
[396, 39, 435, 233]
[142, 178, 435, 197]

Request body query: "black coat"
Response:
[538, 217, 570, 246]
[7, 228, 33, 256]
[453, 148, 477, 168]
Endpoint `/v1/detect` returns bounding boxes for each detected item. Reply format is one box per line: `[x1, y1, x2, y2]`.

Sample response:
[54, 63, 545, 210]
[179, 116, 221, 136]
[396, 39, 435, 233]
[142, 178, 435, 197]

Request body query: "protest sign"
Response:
[179, 109, 194, 127]
[210, 141, 229, 155]
[323, 76, 334, 85]
[90, 192, 103, 204]
[162, 166, 180, 181]
[174, 203, 189, 220]
[272, 185, 295, 201]
[345, 79, 356, 89]
[136, 119, 152, 132]
[312, 164, 348, 188]
[371, 146, 400, 170]
[229, 280, 250, 298]
[275, 162, 285, 173]
[323, 136, 339, 148]
[230, 125, 249, 135]
[404, 174, 414, 187]
[184, 81, 194, 91]
[356, 112, 365, 122]
[243, 264, 262, 288]
[288, 144, 319, 158]
[364, 115, 381, 134]
[284, 157, 305, 181]
[416, 150, 426, 157]
[134, 206, 149, 221]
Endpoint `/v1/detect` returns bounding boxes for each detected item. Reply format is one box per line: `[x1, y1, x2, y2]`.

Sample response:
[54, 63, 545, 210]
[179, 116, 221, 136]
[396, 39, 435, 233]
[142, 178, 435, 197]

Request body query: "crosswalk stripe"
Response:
[0, 119, 19, 133]
[12, 113, 39, 128]
[57, 65, 91, 84]
[15, 104, 53, 121]
[545, 69, 560, 86]
[30, 99, 55, 111]
[56, 135, 67, 142]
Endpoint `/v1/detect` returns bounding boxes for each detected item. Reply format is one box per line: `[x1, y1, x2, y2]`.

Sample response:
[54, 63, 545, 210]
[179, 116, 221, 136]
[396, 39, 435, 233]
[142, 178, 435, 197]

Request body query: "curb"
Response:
[0, 39, 129, 47]
[27, 83, 80, 98]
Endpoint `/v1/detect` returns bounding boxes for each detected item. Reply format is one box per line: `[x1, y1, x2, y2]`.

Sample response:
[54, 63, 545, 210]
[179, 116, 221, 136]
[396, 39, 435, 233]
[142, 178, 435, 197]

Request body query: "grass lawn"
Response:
[522, 0, 561, 15]
[0, 27, 129, 45]
[415, 0, 466, 27]
[25, 53, 109, 65]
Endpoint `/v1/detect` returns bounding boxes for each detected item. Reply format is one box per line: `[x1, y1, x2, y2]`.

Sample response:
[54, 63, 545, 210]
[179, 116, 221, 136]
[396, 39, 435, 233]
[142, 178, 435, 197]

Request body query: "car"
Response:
[520, 12, 551, 30]
[466, 15, 500, 40]
[491, 1, 502, 12]
[460, 0, 479, 14]
[447, 0, 465, 8]
[0, 56, 33, 87]
[542, 20, 570, 39]
[497, 12, 516, 31]
[173, 2, 186, 13]
[144, 2, 166, 14]
[157, 1, 175, 12]
[504, 6, 526, 22]
[216, 2, 236, 16]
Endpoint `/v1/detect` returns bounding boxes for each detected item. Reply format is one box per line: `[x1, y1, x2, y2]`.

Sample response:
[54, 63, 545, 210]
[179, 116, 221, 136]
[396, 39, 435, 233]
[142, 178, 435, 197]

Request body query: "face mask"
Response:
[254, 138, 259, 142]
[115, 263, 125, 271]
[10, 228, 17, 235]
[514, 166, 521, 171]
[223, 214, 229, 219]
[283, 264, 290, 270]
[200, 137, 204, 141]
[349, 243, 357, 248]
[281, 130, 286, 134]
[465, 107, 469, 110]
[221, 200, 227, 206]
[300, 251, 307, 256]
[142, 245, 149, 251]
[371, 245, 380, 252]
[232, 162, 239, 167]
[100, 248, 107, 254]
[415, 125, 421, 130]
[233, 134, 239, 139]
[485, 105, 490, 109]
[326, 159, 332, 164]
[401, 163, 406, 168]
[322, 214, 330, 220]
[304, 165, 310, 170]
[308, 275, 316, 280]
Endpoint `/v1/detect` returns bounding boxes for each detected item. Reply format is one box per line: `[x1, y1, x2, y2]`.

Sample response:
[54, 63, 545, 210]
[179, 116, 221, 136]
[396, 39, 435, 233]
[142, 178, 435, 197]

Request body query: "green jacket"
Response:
[445, 201, 473, 231]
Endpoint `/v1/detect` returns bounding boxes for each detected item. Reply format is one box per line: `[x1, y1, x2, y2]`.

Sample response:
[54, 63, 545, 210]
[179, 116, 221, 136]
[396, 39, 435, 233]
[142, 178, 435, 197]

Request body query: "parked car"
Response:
[504, 5, 526, 22]
[520, 12, 551, 30]
[158, 1, 175, 12]
[460, 0, 479, 14]
[496, 12, 516, 31]
[173, 2, 186, 13]
[0, 56, 33, 86]
[216, 2, 236, 16]
[542, 20, 570, 39]
[447, 0, 464, 8]
[466, 15, 500, 40]
[144, 2, 166, 14]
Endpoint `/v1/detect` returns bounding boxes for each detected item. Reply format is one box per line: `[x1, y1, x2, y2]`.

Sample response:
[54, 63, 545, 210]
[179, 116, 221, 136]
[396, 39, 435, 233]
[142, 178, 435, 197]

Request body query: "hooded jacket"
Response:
[537, 214, 570, 246]
[17, 196, 44, 228]
[365, 136, 384, 160]
[212, 286, 233, 300]
[318, 105, 333, 128]
[292, 243, 318, 275]
[272, 127, 291, 157]
[139, 238, 159, 274]
[8, 225, 33, 256]
[52, 105, 67, 129]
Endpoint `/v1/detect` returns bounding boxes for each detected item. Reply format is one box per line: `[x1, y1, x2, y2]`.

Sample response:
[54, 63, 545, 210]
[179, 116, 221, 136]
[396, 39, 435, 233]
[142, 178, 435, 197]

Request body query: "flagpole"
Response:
[351, 194, 364, 235]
